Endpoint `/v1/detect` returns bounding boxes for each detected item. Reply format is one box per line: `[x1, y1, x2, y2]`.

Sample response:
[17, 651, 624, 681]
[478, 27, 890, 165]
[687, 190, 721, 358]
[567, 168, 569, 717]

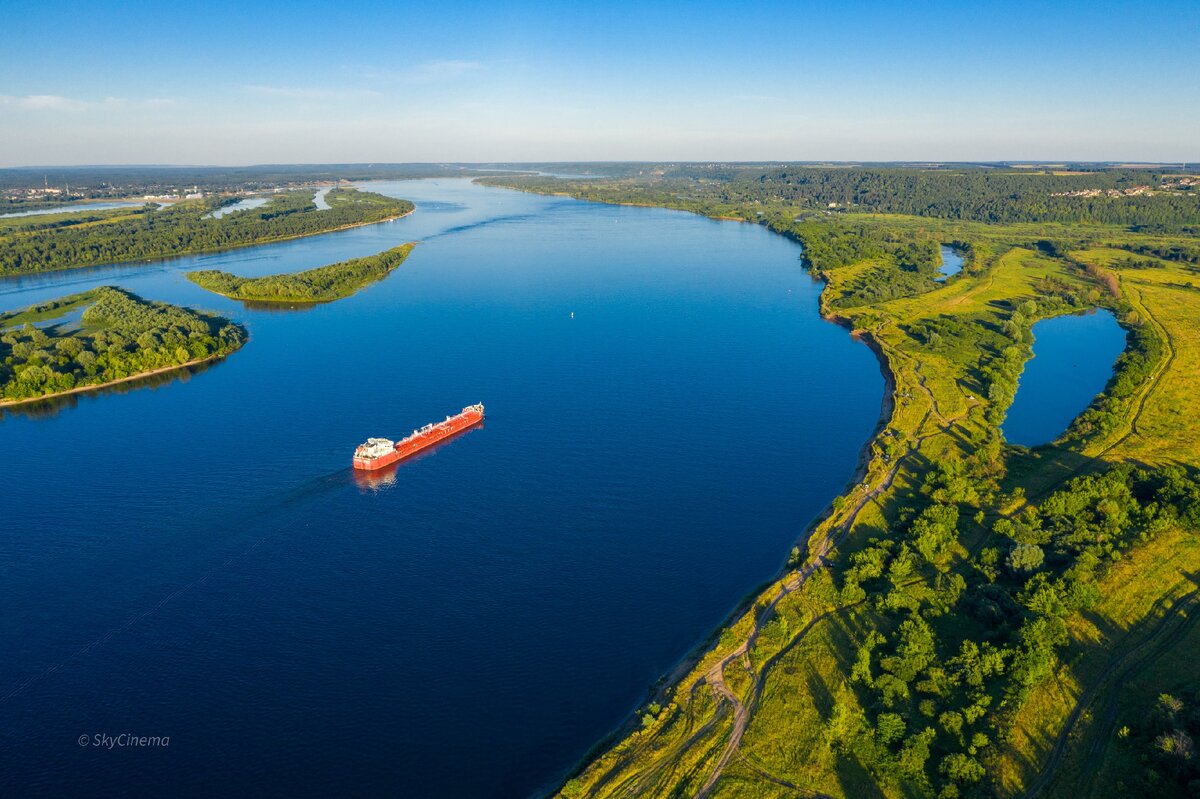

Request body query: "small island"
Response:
[0, 287, 246, 405]
[186, 242, 416, 303]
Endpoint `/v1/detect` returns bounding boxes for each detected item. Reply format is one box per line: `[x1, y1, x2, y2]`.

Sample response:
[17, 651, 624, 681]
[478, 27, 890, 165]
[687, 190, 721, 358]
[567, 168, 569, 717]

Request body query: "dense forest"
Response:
[0, 287, 246, 402]
[0, 188, 413, 276]
[485, 166, 1200, 229]
[187, 243, 416, 302]
[726, 168, 1200, 227]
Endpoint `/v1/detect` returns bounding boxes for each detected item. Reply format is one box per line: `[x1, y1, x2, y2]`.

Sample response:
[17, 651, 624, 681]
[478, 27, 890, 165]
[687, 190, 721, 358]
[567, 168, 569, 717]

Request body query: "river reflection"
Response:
[0, 357, 225, 420]
[351, 421, 486, 491]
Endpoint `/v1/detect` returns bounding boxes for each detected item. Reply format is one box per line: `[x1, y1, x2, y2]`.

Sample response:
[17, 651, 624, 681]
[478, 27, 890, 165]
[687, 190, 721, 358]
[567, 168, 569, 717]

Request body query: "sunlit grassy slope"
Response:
[485, 177, 1200, 799]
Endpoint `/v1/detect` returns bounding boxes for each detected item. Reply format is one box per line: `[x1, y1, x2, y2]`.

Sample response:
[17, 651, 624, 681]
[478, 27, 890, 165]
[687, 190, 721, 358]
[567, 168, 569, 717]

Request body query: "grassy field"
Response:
[992, 525, 1200, 796]
[497, 177, 1200, 798]
[1068, 250, 1200, 466]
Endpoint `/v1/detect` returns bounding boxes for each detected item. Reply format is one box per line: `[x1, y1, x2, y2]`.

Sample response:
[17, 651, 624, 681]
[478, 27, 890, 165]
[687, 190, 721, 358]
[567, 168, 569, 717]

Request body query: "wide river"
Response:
[1, 179, 883, 797]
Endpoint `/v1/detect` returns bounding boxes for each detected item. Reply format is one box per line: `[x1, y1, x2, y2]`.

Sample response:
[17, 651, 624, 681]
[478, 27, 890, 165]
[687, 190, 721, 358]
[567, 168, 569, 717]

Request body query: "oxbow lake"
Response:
[1, 179, 883, 797]
[1003, 309, 1127, 447]
[937, 244, 965, 280]
[0, 201, 145, 219]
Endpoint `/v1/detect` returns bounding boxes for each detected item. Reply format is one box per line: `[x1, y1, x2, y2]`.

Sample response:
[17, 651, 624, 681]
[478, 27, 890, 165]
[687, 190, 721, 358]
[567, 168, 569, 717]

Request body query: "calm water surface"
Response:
[1003, 309, 1126, 446]
[0, 179, 883, 797]
[0, 201, 144, 219]
[209, 197, 269, 219]
[937, 244, 965, 281]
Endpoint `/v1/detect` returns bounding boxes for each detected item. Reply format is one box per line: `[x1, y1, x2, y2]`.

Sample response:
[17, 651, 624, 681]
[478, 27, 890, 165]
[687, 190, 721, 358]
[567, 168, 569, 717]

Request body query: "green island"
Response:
[0, 187, 413, 277]
[481, 168, 1200, 799]
[186, 243, 416, 303]
[0, 287, 246, 404]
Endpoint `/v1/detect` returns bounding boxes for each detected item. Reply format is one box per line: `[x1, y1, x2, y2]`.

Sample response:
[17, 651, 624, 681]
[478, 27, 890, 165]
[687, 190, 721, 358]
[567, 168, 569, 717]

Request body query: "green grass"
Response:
[0, 289, 100, 329]
[994, 526, 1200, 796]
[1098, 266, 1200, 465]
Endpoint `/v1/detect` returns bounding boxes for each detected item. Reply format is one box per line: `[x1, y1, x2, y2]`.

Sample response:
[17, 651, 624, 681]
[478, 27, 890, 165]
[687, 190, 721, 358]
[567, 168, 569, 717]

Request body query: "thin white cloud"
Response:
[1, 94, 89, 111]
[243, 84, 381, 100]
[349, 59, 485, 85]
[0, 94, 175, 111]
[410, 59, 483, 83]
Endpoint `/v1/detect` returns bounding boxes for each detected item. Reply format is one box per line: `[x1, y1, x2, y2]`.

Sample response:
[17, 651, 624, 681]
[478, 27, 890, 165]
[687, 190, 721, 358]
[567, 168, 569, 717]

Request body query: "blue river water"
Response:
[1003, 309, 1127, 447]
[0, 179, 883, 797]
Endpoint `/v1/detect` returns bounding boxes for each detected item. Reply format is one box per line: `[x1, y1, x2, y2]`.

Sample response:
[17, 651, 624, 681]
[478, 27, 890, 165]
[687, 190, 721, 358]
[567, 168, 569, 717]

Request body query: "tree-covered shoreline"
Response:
[0, 287, 246, 403]
[187, 243, 416, 303]
[0, 188, 413, 276]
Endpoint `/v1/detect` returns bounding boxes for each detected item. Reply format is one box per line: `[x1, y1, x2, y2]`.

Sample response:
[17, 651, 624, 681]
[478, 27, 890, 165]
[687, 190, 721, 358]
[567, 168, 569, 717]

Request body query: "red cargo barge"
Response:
[353, 404, 485, 470]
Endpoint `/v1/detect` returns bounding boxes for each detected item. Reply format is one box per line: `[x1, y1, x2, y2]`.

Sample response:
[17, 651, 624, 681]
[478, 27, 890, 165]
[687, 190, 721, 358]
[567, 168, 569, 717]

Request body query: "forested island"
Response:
[0, 188, 413, 276]
[0, 287, 246, 404]
[186, 243, 416, 303]
[482, 167, 1200, 799]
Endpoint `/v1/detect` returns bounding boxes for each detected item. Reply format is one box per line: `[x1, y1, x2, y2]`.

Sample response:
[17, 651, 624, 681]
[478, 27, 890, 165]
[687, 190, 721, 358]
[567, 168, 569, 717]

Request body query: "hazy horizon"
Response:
[2, 0, 1198, 167]
[3, 160, 1200, 174]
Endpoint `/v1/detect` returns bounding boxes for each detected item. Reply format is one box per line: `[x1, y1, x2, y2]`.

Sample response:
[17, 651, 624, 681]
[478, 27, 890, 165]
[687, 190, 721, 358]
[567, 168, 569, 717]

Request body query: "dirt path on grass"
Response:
[693, 367, 941, 798]
[1094, 279, 1175, 459]
[1020, 585, 1200, 798]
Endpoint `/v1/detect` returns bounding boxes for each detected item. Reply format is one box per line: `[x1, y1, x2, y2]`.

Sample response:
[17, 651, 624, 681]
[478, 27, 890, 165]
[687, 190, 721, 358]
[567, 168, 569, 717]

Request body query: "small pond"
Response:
[1002, 308, 1127, 447]
[937, 244, 965, 281]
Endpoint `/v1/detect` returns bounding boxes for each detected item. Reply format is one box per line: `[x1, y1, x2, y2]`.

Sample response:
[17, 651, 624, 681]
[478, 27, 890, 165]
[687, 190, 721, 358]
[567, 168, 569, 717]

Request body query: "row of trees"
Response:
[1117, 242, 1200, 264]
[186, 243, 415, 302]
[0, 189, 413, 276]
[0, 287, 246, 401]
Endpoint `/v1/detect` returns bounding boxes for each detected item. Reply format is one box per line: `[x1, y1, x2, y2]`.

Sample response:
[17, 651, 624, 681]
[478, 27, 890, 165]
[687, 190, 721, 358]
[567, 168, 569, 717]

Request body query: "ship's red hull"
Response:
[353, 406, 484, 470]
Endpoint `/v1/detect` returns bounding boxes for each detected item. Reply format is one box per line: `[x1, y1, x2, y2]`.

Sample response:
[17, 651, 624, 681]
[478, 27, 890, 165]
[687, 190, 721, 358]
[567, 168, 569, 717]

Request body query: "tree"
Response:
[1007, 543, 1045, 573]
[938, 752, 985, 784]
[876, 712, 906, 746]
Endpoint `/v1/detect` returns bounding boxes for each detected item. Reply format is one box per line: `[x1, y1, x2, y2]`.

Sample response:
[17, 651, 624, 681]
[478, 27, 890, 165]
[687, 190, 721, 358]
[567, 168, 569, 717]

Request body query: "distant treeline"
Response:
[0, 163, 524, 196]
[729, 168, 1200, 227]
[0, 189, 413, 276]
[0, 287, 246, 401]
[187, 243, 416, 303]
[487, 166, 1200, 229]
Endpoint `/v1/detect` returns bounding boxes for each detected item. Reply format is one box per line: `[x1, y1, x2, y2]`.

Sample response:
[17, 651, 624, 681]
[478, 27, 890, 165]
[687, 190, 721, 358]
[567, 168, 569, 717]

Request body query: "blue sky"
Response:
[1, 0, 1196, 165]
